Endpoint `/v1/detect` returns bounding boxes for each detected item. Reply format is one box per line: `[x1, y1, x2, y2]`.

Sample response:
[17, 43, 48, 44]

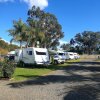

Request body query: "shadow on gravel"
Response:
[8, 61, 100, 88]
[66, 61, 100, 65]
[7, 61, 100, 100]
[64, 64, 100, 72]
[8, 75, 69, 88]
[63, 61, 100, 100]
[64, 84, 100, 100]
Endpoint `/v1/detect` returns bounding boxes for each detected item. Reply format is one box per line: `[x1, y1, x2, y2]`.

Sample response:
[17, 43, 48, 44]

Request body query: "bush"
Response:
[1, 59, 16, 78]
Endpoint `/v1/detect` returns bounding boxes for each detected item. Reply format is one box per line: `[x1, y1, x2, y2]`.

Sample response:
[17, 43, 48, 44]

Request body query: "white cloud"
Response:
[0, 0, 48, 9]
[21, 0, 48, 9]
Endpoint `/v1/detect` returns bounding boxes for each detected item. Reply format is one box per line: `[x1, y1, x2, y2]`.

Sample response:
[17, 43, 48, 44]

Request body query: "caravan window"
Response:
[69, 54, 73, 56]
[58, 53, 64, 56]
[27, 51, 32, 55]
[36, 51, 46, 55]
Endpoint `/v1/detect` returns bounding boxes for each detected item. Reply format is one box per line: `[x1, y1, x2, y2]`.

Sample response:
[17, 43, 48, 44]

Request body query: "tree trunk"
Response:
[32, 42, 35, 47]
[20, 41, 22, 49]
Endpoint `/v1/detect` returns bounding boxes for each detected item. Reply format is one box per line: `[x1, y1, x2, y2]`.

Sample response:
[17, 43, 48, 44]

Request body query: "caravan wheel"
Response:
[54, 60, 58, 64]
[22, 62, 25, 67]
[19, 61, 25, 67]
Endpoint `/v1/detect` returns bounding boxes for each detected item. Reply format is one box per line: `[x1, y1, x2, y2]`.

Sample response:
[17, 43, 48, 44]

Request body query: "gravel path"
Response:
[0, 60, 100, 100]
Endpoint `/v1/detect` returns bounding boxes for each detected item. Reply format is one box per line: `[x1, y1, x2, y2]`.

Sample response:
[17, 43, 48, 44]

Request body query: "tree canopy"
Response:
[8, 6, 64, 49]
[60, 43, 71, 51]
[8, 19, 27, 48]
[74, 31, 100, 54]
[0, 39, 19, 55]
[27, 6, 64, 48]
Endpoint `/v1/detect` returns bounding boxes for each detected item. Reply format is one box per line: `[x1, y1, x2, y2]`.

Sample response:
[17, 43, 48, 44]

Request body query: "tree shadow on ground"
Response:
[8, 73, 100, 88]
[64, 64, 100, 72]
[7, 61, 100, 100]
[63, 61, 100, 100]
[8, 61, 100, 89]
[66, 61, 100, 65]
[63, 84, 100, 100]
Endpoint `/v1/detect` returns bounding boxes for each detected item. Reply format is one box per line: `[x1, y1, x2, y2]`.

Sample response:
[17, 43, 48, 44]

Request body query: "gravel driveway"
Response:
[0, 60, 100, 100]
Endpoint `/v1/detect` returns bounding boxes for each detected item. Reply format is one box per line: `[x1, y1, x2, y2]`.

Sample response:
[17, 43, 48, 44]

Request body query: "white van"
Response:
[65, 52, 75, 60]
[15, 47, 49, 65]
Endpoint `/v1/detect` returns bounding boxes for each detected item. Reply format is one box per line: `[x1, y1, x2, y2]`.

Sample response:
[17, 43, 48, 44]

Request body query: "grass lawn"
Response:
[0, 72, 1, 77]
[0, 67, 2, 77]
[12, 59, 81, 81]
[13, 67, 55, 81]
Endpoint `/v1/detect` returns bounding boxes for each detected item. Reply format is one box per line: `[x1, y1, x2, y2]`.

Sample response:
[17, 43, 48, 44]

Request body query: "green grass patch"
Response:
[0, 72, 2, 77]
[13, 67, 54, 81]
[0, 67, 2, 77]
[12, 59, 80, 81]
[66, 59, 81, 63]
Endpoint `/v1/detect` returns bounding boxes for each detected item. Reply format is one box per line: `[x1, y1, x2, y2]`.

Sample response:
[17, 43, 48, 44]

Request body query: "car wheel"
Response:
[61, 62, 64, 64]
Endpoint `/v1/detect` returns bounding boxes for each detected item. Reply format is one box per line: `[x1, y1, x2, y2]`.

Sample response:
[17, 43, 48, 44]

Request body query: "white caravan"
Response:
[73, 53, 80, 59]
[15, 47, 49, 65]
[65, 52, 75, 60]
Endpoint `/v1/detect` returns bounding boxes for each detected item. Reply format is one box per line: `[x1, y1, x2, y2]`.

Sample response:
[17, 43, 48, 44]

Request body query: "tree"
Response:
[70, 38, 75, 45]
[27, 6, 64, 48]
[60, 43, 71, 51]
[0, 39, 19, 55]
[8, 19, 27, 48]
[8, 6, 64, 49]
[74, 31, 100, 54]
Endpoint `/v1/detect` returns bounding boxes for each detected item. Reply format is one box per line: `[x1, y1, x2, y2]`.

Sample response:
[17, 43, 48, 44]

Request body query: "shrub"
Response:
[2, 59, 16, 78]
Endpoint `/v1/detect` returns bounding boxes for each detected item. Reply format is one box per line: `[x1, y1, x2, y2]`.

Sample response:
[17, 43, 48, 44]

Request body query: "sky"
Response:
[0, 0, 100, 44]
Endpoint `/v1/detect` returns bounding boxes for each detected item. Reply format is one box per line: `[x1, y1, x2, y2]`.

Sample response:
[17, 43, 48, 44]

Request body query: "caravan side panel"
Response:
[22, 48, 35, 64]
[15, 49, 22, 62]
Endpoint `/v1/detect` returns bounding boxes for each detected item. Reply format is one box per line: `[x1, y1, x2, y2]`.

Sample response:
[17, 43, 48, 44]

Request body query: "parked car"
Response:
[53, 54, 65, 64]
[49, 50, 66, 64]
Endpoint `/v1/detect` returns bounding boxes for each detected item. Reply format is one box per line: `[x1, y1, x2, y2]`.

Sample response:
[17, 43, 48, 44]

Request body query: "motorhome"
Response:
[15, 47, 49, 65]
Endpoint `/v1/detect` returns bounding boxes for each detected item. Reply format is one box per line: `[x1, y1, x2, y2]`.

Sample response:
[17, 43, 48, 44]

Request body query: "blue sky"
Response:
[0, 0, 100, 44]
